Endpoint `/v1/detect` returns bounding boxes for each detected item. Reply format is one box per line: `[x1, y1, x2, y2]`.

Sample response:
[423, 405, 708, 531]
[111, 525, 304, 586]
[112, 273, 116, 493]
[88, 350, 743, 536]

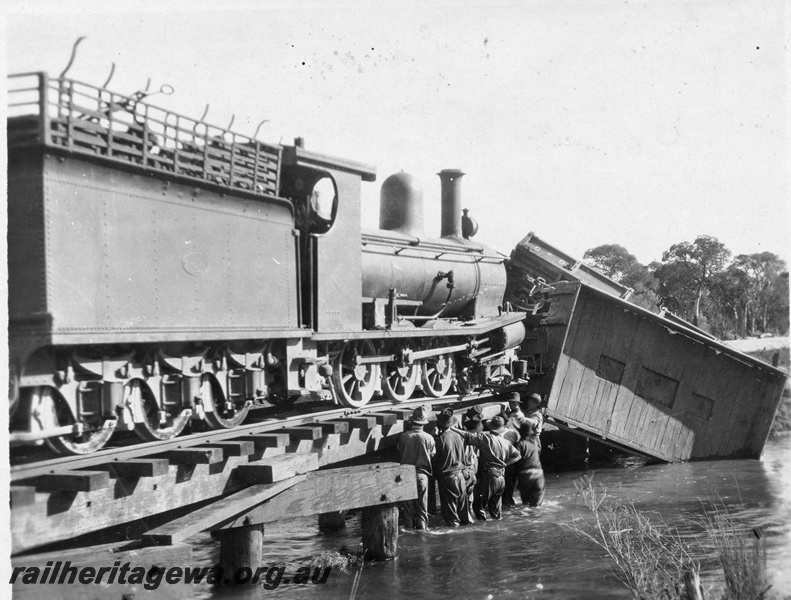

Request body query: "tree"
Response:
[708, 265, 751, 338]
[583, 244, 639, 281]
[584, 236, 786, 338]
[654, 260, 701, 320]
[730, 252, 786, 333]
[657, 235, 730, 327]
[583, 245, 661, 311]
[770, 272, 789, 335]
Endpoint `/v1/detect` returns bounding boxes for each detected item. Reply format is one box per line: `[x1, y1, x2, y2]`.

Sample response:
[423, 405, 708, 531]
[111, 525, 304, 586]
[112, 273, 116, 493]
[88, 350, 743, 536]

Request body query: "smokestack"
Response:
[438, 169, 465, 238]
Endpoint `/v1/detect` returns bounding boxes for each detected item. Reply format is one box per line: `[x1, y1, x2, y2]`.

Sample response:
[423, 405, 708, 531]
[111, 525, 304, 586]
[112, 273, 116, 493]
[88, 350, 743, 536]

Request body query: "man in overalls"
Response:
[523, 393, 544, 453]
[451, 415, 520, 520]
[433, 409, 468, 527]
[461, 413, 482, 522]
[398, 406, 435, 530]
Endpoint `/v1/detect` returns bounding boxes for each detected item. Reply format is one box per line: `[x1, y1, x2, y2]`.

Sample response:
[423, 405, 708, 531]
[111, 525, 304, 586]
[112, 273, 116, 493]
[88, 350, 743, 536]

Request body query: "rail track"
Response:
[10, 391, 500, 483]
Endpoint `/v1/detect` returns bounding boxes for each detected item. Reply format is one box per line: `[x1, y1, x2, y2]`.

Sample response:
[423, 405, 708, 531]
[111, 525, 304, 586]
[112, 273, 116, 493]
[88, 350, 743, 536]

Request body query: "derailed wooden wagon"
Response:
[508, 233, 788, 462]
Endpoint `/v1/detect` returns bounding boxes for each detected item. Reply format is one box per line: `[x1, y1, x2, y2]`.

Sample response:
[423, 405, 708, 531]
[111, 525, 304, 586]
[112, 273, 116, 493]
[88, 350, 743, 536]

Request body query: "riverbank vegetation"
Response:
[701, 505, 771, 600]
[583, 236, 788, 339]
[567, 475, 778, 599]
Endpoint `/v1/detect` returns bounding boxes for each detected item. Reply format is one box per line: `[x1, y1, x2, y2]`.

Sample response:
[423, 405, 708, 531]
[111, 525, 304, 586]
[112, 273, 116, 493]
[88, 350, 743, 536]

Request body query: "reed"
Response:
[308, 545, 365, 574]
[567, 474, 696, 599]
[700, 502, 773, 600]
[567, 475, 778, 600]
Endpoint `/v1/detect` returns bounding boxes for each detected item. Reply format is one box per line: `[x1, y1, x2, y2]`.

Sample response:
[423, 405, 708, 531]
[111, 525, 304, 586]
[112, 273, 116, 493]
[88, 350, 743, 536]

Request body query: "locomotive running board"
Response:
[310, 312, 526, 341]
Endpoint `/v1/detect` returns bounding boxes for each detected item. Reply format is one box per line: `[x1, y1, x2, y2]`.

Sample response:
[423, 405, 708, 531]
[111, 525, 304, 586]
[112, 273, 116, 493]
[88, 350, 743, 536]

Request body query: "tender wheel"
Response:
[33, 386, 115, 455]
[201, 374, 250, 429]
[381, 351, 419, 403]
[129, 379, 191, 442]
[420, 341, 455, 398]
[332, 340, 379, 408]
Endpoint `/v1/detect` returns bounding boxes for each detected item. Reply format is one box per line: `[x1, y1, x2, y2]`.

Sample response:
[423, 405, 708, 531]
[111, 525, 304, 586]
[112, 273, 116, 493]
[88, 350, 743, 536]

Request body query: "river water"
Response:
[195, 433, 791, 599]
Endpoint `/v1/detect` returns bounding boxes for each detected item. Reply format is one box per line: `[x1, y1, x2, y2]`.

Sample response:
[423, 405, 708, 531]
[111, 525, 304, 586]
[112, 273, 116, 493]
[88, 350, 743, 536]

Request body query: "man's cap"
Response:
[526, 393, 542, 407]
[463, 412, 483, 429]
[465, 405, 484, 418]
[436, 408, 454, 428]
[464, 416, 483, 431]
[489, 415, 507, 434]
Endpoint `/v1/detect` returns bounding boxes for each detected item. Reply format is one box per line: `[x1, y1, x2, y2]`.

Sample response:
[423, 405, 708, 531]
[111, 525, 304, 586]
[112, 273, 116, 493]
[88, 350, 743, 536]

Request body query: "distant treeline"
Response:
[583, 235, 789, 339]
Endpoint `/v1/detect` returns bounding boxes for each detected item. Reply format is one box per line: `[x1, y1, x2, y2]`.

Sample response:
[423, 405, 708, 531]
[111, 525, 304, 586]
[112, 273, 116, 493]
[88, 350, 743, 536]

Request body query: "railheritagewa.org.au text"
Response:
[10, 561, 332, 590]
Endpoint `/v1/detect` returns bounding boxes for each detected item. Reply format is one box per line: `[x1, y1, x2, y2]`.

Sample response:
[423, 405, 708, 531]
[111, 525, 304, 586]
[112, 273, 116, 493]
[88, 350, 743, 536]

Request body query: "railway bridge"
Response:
[9, 392, 506, 599]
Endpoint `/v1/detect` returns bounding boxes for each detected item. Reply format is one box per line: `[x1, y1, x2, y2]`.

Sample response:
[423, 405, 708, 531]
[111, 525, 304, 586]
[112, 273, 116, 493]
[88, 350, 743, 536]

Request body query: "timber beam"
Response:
[213, 462, 416, 529]
[142, 463, 415, 546]
[142, 476, 307, 545]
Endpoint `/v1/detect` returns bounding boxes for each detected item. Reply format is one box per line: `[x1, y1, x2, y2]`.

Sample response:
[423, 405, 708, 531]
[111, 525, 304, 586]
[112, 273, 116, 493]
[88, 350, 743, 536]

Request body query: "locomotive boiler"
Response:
[7, 71, 527, 455]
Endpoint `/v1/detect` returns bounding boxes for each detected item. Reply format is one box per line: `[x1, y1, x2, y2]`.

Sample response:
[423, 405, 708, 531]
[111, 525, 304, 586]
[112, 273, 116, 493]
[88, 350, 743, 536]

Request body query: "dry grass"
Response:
[308, 545, 365, 574]
[307, 545, 366, 600]
[700, 502, 773, 600]
[566, 474, 697, 599]
[566, 475, 780, 600]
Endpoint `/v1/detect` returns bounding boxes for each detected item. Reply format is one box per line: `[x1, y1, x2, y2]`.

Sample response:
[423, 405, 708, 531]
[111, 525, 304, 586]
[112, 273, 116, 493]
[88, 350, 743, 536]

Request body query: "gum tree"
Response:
[656, 235, 730, 327]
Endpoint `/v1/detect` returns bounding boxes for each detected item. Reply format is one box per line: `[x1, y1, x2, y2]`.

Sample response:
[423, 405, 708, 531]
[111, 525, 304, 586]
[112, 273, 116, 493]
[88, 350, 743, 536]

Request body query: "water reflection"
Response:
[194, 434, 791, 599]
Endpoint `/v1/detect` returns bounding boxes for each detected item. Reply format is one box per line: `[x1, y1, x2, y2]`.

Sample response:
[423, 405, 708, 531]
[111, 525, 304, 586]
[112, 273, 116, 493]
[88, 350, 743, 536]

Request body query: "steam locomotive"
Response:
[7, 71, 533, 455]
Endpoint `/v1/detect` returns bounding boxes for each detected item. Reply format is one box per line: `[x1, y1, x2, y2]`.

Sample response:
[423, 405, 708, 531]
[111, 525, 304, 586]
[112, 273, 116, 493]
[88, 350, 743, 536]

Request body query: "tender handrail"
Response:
[7, 71, 282, 198]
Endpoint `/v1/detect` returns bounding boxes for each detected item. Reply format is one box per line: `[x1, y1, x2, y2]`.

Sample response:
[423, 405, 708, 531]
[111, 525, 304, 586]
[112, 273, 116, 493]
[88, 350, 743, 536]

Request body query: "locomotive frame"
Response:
[7, 71, 529, 455]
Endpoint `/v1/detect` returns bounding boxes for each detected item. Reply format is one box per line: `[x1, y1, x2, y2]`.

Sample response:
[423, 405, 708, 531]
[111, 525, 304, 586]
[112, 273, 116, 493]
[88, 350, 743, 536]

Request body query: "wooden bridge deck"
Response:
[9, 394, 502, 554]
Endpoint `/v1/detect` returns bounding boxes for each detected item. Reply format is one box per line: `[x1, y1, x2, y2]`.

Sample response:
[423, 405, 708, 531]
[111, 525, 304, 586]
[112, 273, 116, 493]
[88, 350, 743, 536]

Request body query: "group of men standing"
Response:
[397, 392, 545, 530]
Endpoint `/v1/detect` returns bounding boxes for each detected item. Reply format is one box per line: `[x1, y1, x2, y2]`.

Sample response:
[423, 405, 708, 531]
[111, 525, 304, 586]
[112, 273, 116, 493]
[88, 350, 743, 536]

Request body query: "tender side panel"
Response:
[8, 152, 47, 328]
[549, 287, 786, 461]
[40, 154, 297, 341]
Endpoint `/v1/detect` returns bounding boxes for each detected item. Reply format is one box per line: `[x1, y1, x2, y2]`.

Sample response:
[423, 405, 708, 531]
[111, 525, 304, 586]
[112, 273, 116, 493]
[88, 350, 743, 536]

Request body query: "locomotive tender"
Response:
[7, 71, 529, 455]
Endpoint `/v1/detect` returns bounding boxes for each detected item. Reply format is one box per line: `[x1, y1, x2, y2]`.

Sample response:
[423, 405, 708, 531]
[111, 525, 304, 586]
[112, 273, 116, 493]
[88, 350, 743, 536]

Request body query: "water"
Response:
[194, 434, 791, 599]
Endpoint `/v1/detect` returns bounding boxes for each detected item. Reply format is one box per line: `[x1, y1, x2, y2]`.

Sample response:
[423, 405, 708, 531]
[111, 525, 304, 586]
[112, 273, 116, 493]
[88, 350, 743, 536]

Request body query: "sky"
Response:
[1, 0, 788, 267]
[0, 1, 787, 583]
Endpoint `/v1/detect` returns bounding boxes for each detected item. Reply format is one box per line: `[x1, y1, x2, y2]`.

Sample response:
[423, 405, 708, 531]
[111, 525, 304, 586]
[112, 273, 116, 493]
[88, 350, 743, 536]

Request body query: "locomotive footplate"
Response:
[310, 311, 526, 341]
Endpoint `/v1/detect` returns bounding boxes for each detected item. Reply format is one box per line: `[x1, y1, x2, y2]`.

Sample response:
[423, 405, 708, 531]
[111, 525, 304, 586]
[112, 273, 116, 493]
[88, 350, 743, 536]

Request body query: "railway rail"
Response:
[10, 391, 498, 483]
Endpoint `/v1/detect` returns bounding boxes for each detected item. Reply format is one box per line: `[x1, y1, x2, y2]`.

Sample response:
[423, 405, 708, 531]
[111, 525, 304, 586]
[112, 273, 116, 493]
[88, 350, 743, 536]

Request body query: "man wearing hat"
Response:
[515, 421, 545, 506]
[461, 412, 483, 523]
[451, 415, 520, 520]
[398, 406, 436, 530]
[503, 392, 527, 431]
[465, 405, 484, 421]
[432, 408, 468, 527]
[523, 393, 544, 452]
[500, 392, 524, 507]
